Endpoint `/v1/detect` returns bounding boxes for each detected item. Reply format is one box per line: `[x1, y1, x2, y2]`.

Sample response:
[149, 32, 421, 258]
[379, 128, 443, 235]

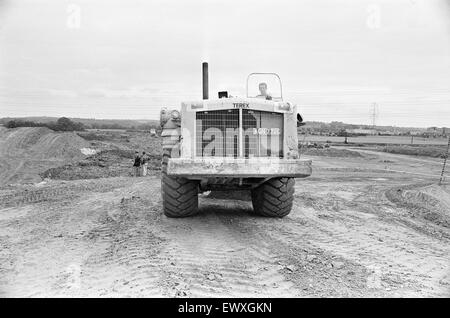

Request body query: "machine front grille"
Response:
[195, 109, 283, 158]
[242, 109, 283, 158]
[196, 109, 239, 158]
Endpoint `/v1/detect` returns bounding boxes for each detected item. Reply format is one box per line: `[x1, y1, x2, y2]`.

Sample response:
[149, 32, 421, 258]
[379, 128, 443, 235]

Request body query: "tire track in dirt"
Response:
[0, 177, 165, 297]
[290, 181, 450, 297]
[0, 178, 127, 208]
[155, 198, 299, 297]
[63, 178, 166, 297]
[2, 171, 449, 297]
[215, 208, 376, 297]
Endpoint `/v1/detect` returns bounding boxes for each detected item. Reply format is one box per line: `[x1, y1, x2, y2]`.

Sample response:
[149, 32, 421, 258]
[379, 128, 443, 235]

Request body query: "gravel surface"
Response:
[0, 148, 449, 297]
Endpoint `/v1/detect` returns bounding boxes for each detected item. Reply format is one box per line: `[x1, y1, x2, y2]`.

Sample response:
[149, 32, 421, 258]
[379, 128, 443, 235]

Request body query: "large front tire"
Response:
[161, 149, 199, 218]
[251, 177, 295, 217]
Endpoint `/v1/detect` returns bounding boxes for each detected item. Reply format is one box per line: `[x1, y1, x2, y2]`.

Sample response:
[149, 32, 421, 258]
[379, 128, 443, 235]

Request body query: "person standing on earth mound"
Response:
[133, 151, 141, 177]
[141, 151, 149, 176]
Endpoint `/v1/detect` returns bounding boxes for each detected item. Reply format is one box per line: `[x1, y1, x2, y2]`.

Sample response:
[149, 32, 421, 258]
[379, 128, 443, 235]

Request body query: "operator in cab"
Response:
[256, 82, 272, 100]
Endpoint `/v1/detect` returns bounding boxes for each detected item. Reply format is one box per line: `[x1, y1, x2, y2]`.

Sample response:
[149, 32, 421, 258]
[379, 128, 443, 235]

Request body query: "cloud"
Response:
[83, 86, 169, 99]
[46, 89, 78, 98]
[0, 0, 449, 127]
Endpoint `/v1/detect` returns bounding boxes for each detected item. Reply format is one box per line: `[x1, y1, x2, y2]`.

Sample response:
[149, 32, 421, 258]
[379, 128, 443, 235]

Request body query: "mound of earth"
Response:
[77, 130, 162, 157]
[386, 184, 450, 228]
[378, 145, 446, 158]
[41, 149, 162, 180]
[0, 127, 89, 159]
[0, 127, 91, 186]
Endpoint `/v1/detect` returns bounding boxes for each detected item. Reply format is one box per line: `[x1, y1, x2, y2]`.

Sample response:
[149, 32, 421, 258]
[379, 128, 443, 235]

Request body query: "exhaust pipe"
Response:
[202, 62, 209, 100]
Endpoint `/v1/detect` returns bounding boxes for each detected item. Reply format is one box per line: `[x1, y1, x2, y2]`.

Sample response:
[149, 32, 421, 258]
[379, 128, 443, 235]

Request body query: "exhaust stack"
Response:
[202, 62, 209, 100]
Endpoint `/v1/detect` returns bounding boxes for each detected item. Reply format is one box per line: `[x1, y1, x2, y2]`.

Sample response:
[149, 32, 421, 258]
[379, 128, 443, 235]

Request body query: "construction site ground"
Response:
[0, 128, 449, 297]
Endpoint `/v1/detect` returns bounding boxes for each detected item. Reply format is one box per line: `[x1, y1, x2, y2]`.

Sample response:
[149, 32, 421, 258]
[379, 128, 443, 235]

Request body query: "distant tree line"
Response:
[90, 123, 127, 130]
[4, 117, 159, 132]
[89, 123, 159, 130]
[5, 117, 85, 131]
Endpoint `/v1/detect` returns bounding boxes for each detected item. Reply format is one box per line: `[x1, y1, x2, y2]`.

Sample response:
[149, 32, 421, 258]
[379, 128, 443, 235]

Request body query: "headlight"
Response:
[191, 102, 203, 109]
[277, 102, 291, 111]
[170, 110, 180, 119]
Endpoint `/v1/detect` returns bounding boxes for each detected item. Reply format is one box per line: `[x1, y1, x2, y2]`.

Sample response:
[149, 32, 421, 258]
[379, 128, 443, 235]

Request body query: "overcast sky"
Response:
[0, 0, 449, 127]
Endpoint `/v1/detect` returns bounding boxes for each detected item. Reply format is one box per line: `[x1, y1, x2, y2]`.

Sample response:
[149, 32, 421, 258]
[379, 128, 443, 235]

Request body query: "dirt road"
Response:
[0, 149, 449, 297]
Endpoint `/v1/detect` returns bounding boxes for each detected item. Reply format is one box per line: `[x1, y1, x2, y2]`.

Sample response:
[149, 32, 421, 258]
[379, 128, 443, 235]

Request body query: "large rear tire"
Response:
[161, 149, 199, 218]
[251, 177, 295, 217]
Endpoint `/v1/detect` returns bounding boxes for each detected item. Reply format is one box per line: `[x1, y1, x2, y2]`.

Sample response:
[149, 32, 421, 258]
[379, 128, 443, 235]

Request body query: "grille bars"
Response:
[195, 109, 283, 158]
[239, 108, 243, 157]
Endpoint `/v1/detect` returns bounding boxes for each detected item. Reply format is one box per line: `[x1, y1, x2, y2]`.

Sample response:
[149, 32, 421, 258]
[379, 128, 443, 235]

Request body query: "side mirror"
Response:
[297, 113, 305, 127]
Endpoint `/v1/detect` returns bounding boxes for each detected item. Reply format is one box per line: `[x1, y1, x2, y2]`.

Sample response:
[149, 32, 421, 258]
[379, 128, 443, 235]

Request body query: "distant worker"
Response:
[141, 151, 149, 176]
[133, 151, 141, 177]
[256, 82, 272, 100]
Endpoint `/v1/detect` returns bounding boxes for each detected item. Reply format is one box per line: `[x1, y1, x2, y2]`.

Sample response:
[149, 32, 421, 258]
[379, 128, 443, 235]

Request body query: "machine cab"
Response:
[246, 73, 283, 102]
